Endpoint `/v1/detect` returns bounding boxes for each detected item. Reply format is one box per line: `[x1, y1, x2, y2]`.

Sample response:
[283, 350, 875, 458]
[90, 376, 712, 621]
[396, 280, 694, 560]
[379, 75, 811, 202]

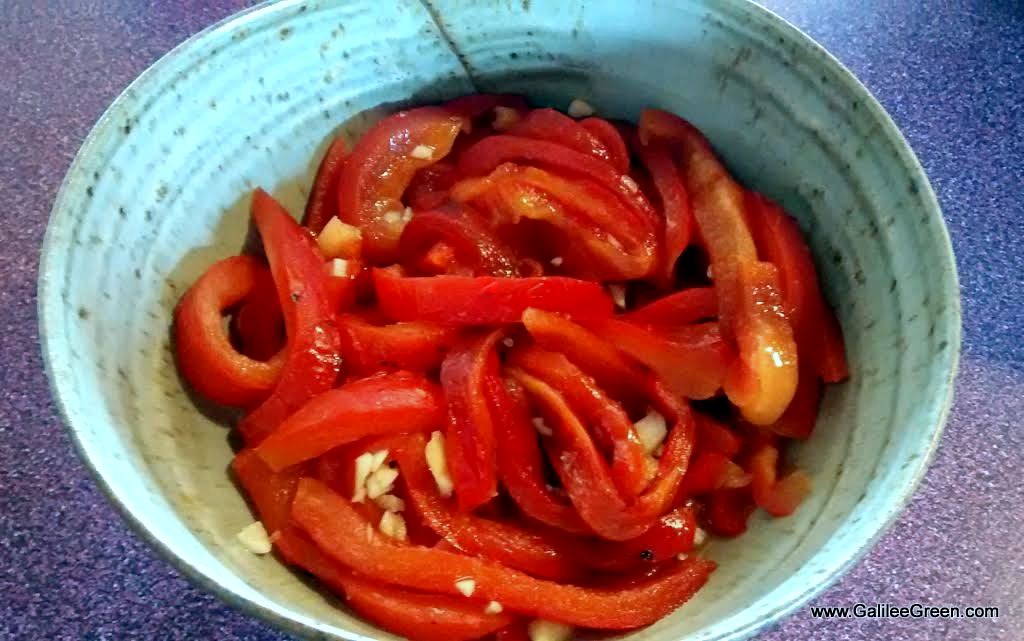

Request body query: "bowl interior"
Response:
[40, 1, 959, 640]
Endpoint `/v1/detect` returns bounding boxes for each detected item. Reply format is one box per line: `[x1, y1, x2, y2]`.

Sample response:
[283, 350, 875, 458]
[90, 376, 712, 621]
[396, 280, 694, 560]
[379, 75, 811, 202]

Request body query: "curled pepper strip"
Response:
[231, 265, 285, 362]
[509, 367, 695, 541]
[399, 204, 521, 277]
[511, 346, 650, 498]
[521, 307, 646, 404]
[507, 108, 616, 167]
[302, 135, 348, 233]
[489, 375, 590, 534]
[457, 135, 658, 226]
[174, 256, 285, 407]
[634, 140, 694, 283]
[392, 433, 583, 581]
[254, 371, 445, 471]
[579, 117, 631, 173]
[441, 330, 503, 511]
[639, 109, 798, 424]
[292, 477, 716, 629]
[337, 107, 466, 263]
[456, 163, 659, 280]
[237, 189, 343, 445]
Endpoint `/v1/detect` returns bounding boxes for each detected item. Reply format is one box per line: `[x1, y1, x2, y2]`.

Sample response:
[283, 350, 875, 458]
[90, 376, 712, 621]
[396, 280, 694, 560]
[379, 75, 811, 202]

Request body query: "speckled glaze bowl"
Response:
[39, 1, 959, 639]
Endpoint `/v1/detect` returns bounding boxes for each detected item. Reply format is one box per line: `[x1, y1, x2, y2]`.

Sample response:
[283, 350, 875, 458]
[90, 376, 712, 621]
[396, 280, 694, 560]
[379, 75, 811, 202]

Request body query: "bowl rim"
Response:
[38, 0, 961, 639]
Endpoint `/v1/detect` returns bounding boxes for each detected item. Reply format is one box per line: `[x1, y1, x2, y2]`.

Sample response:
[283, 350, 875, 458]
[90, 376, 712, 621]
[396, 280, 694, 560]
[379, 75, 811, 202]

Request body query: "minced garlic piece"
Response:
[455, 578, 476, 597]
[317, 216, 362, 259]
[374, 493, 406, 513]
[607, 283, 626, 309]
[532, 416, 553, 437]
[236, 521, 272, 555]
[485, 601, 504, 614]
[528, 619, 574, 641]
[634, 410, 667, 455]
[410, 144, 435, 160]
[425, 431, 454, 497]
[379, 511, 408, 541]
[567, 98, 595, 118]
[366, 466, 399, 500]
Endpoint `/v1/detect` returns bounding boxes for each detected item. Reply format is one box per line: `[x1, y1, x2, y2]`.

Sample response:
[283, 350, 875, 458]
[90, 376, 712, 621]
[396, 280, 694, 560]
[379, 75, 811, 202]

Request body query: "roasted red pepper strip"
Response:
[399, 204, 520, 277]
[337, 107, 466, 263]
[509, 368, 695, 541]
[302, 135, 348, 233]
[745, 192, 849, 383]
[231, 448, 310, 535]
[455, 164, 658, 280]
[489, 375, 590, 534]
[582, 506, 698, 571]
[237, 190, 343, 444]
[508, 108, 616, 166]
[457, 135, 658, 225]
[254, 371, 445, 471]
[749, 444, 811, 517]
[175, 256, 285, 407]
[342, 573, 517, 641]
[392, 433, 582, 580]
[635, 140, 694, 283]
[768, 369, 822, 439]
[373, 268, 614, 325]
[231, 264, 285, 362]
[521, 307, 646, 404]
[586, 318, 733, 400]
[511, 346, 650, 498]
[580, 117, 631, 173]
[292, 477, 716, 629]
[441, 330, 502, 511]
[337, 314, 460, 377]
[640, 109, 798, 424]
[405, 161, 459, 211]
[622, 287, 717, 327]
[273, 531, 514, 641]
[705, 487, 755, 537]
[696, 414, 742, 457]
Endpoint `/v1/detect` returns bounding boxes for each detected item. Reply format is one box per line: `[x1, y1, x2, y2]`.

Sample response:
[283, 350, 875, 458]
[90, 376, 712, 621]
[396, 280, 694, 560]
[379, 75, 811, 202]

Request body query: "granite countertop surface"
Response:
[1, 1, 1021, 639]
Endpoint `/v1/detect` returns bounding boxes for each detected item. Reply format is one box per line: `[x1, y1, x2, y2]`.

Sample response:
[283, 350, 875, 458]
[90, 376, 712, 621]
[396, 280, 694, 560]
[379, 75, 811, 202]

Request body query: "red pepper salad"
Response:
[174, 95, 848, 641]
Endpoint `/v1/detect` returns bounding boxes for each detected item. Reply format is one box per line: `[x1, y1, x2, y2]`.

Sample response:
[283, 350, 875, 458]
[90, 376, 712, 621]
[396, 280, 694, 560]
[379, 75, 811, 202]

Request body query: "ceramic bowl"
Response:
[39, 0, 960, 639]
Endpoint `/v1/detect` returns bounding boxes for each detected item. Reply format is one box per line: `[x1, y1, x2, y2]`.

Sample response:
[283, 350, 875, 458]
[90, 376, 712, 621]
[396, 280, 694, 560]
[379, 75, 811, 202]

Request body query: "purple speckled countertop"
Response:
[1, 1, 1021, 640]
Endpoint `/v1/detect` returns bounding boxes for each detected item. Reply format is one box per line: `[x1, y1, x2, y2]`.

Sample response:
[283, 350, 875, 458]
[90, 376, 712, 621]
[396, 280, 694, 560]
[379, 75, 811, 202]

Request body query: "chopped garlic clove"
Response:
[621, 175, 639, 193]
[379, 511, 408, 541]
[410, 144, 435, 160]
[237, 521, 272, 555]
[502, 337, 515, 348]
[532, 416, 553, 437]
[549, 256, 564, 267]
[455, 578, 476, 597]
[383, 210, 404, 225]
[374, 493, 406, 513]
[317, 216, 362, 259]
[352, 452, 376, 502]
[634, 409, 668, 455]
[366, 466, 399, 500]
[329, 257, 350, 278]
[528, 619, 574, 641]
[492, 106, 521, 131]
[567, 98, 595, 118]
[607, 283, 627, 309]
[485, 601, 504, 615]
[693, 527, 708, 547]
[425, 431, 454, 497]
[370, 449, 390, 472]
